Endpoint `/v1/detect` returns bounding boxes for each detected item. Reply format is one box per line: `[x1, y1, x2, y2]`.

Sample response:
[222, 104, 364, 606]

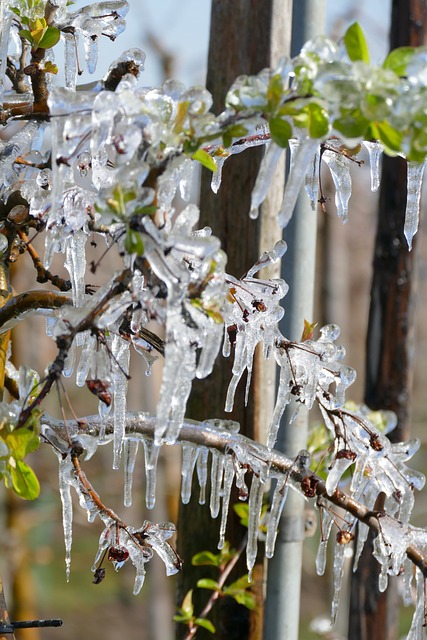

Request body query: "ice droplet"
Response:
[210, 450, 225, 519]
[404, 160, 426, 250]
[112, 335, 130, 469]
[363, 140, 383, 192]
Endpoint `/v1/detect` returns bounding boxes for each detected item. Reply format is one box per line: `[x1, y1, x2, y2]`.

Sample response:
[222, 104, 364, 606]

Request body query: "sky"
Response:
[72, 0, 391, 90]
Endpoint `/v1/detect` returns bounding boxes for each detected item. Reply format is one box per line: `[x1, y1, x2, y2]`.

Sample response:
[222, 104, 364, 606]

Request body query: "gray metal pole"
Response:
[264, 2, 326, 639]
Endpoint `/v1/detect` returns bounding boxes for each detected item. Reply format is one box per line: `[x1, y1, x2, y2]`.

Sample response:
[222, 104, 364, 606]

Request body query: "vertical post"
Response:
[264, 2, 326, 639]
[349, 2, 427, 639]
[177, 2, 292, 639]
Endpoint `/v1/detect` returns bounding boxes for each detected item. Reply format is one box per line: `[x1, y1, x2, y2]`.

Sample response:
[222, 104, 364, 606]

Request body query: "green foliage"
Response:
[383, 47, 415, 76]
[343, 22, 370, 64]
[192, 541, 235, 568]
[0, 419, 41, 500]
[233, 501, 268, 533]
[191, 148, 217, 173]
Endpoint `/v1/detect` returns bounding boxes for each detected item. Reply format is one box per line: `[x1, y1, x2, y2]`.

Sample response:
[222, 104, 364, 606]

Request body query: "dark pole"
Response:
[349, 2, 427, 639]
[176, 2, 292, 639]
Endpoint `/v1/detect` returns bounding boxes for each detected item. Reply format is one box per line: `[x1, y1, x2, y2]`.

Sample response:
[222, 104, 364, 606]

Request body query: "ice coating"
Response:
[363, 140, 383, 192]
[249, 141, 284, 219]
[278, 137, 319, 227]
[322, 142, 353, 222]
[404, 160, 426, 250]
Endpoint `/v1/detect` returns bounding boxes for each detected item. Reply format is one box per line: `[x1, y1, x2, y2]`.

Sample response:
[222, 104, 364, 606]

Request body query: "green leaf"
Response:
[124, 229, 145, 256]
[333, 111, 370, 139]
[383, 47, 415, 76]
[233, 502, 249, 528]
[191, 149, 217, 172]
[343, 22, 370, 64]
[181, 590, 194, 617]
[192, 550, 221, 567]
[5, 429, 40, 460]
[267, 73, 284, 112]
[35, 25, 60, 49]
[306, 102, 329, 138]
[224, 575, 252, 592]
[230, 591, 256, 610]
[8, 460, 40, 500]
[196, 578, 221, 592]
[19, 29, 34, 46]
[373, 121, 402, 153]
[194, 618, 216, 634]
[268, 116, 292, 148]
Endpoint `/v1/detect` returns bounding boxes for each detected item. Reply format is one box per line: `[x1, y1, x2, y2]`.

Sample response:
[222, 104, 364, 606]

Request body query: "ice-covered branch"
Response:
[41, 412, 427, 580]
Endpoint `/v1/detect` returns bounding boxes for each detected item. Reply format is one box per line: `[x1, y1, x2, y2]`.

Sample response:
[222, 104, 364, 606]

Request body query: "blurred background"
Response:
[1, 1, 427, 639]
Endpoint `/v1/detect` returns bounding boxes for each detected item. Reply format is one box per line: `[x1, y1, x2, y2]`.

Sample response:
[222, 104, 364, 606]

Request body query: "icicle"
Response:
[331, 541, 346, 625]
[181, 443, 199, 504]
[196, 447, 209, 505]
[211, 154, 227, 193]
[278, 137, 319, 227]
[304, 147, 320, 210]
[142, 436, 160, 509]
[0, 12, 12, 104]
[315, 507, 333, 576]
[64, 33, 78, 89]
[210, 450, 225, 519]
[58, 456, 73, 582]
[265, 479, 288, 558]
[123, 438, 139, 507]
[250, 141, 284, 219]
[65, 232, 87, 308]
[403, 556, 414, 606]
[407, 568, 425, 640]
[322, 145, 352, 222]
[404, 160, 426, 250]
[363, 140, 383, 192]
[246, 476, 264, 581]
[218, 457, 235, 550]
[76, 333, 96, 387]
[112, 335, 130, 469]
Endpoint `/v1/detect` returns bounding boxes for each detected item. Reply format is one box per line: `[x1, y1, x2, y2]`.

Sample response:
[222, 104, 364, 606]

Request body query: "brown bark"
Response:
[176, 2, 292, 639]
[349, 3, 427, 639]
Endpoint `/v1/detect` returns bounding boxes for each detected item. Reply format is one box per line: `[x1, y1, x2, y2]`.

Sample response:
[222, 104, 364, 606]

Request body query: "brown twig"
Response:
[17, 269, 132, 428]
[17, 229, 72, 291]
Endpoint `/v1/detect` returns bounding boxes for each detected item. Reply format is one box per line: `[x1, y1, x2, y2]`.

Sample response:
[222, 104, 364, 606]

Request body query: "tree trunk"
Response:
[349, 3, 427, 639]
[176, 2, 292, 639]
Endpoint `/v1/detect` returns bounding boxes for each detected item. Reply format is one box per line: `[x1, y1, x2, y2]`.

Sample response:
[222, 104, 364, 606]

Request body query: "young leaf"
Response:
[181, 589, 194, 617]
[301, 319, 318, 342]
[8, 460, 40, 500]
[124, 229, 145, 256]
[343, 22, 370, 64]
[196, 578, 221, 592]
[191, 149, 217, 172]
[229, 591, 256, 610]
[194, 618, 216, 634]
[192, 550, 221, 567]
[307, 103, 329, 139]
[383, 47, 415, 76]
[5, 429, 40, 460]
[268, 116, 292, 148]
[35, 26, 61, 49]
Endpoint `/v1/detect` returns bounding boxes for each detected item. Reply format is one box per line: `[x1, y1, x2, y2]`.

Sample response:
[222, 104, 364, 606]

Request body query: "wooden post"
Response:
[0, 578, 16, 640]
[349, 2, 427, 639]
[176, 2, 292, 639]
